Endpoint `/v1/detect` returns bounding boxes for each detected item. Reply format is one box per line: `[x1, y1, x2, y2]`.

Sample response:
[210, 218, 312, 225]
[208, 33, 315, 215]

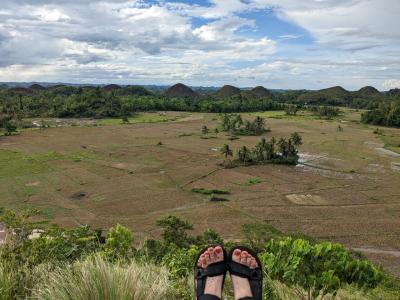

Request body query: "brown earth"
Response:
[0, 110, 399, 276]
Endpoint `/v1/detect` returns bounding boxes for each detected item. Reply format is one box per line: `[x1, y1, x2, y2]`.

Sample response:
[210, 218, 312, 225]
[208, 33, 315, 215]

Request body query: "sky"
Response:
[0, 0, 399, 90]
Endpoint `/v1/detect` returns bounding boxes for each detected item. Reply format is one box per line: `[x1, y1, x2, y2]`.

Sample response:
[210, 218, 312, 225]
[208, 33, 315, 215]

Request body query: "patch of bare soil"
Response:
[286, 194, 326, 205]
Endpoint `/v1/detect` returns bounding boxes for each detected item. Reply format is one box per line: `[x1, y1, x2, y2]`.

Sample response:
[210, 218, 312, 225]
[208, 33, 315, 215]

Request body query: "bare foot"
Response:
[197, 246, 225, 299]
[231, 249, 258, 300]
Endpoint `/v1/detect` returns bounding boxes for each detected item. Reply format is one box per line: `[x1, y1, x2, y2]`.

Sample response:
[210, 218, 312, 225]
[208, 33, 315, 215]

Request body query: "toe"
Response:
[233, 249, 242, 263]
[208, 247, 216, 263]
[246, 256, 252, 267]
[250, 258, 257, 269]
[240, 251, 248, 264]
[215, 246, 223, 262]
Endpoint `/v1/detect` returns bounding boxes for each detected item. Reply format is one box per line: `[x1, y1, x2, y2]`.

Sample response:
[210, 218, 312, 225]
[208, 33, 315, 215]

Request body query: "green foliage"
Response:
[103, 224, 133, 261]
[220, 144, 233, 158]
[156, 216, 194, 248]
[362, 102, 400, 127]
[241, 223, 282, 252]
[261, 237, 382, 300]
[308, 106, 340, 119]
[226, 133, 302, 167]
[191, 188, 230, 195]
[0, 209, 395, 300]
[242, 178, 262, 186]
[221, 114, 268, 136]
[3, 120, 17, 136]
[201, 125, 209, 134]
[285, 105, 299, 116]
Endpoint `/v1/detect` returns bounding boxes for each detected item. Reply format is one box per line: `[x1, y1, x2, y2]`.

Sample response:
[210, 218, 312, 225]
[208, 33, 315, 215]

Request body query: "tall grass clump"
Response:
[33, 255, 171, 300]
[0, 260, 16, 300]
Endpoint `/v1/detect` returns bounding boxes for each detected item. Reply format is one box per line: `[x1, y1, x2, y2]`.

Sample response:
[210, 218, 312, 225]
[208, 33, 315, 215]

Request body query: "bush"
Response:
[103, 224, 133, 261]
[260, 238, 382, 300]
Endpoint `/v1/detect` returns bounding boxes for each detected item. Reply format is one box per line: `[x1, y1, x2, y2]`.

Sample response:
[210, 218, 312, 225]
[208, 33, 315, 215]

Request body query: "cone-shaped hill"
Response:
[216, 85, 241, 98]
[297, 86, 350, 103]
[103, 84, 121, 91]
[251, 86, 271, 98]
[165, 83, 199, 98]
[29, 84, 46, 91]
[355, 86, 381, 97]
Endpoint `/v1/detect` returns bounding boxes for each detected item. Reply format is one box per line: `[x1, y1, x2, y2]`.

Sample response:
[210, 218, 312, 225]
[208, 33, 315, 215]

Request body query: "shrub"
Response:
[261, 238, 382, 300]
[103, 224, 133, 261]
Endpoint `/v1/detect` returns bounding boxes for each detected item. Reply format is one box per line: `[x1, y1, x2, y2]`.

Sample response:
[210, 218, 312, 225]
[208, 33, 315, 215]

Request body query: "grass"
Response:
[96, 114, 181, 126]
[33, 255, 172, 300]
[0, 150, 62, 178]
[191, 188, 230, 195]
[209, 195, 229, 202]
[242, 178, 262, 186]
[252, 110, 319, 120]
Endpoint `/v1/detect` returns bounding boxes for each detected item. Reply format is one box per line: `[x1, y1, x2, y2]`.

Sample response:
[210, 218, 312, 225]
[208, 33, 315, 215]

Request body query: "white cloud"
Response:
[383, 80, 400, 89]
[0, 0, 399, 89]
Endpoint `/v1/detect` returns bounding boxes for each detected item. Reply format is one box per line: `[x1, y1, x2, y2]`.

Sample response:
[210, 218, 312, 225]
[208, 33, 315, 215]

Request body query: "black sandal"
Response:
[194, 245, 228, 300]
[228, 246, 263, 300]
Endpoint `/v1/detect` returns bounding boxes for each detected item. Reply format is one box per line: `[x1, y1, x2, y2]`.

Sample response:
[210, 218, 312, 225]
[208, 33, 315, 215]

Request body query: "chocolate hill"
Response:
[103, 84, 121, 91]
[216, 85, 241, 98]
[355, 86, 381, 97]
[29, 84, 46, 91]
[251, 86, 271, 98]
[165, 83, 199, 98]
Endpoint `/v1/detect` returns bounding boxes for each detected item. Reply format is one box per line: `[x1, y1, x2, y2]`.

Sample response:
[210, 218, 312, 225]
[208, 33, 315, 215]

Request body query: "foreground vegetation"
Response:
[0, 209, 398, 300]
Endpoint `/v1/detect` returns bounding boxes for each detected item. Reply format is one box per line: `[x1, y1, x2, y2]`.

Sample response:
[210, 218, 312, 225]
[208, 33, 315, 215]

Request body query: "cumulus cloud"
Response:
[383, 80, 400, 89]
[0, 0, 399, 89]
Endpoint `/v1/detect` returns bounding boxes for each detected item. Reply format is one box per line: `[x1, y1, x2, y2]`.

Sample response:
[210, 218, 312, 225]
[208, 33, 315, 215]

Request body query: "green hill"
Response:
[216, 85, 241, 98]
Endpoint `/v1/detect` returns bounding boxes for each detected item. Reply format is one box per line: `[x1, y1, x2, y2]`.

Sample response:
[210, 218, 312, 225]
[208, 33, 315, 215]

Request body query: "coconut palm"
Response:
[290, 132, 302, 146]
[238, 146, 252, 163]
[221, 144, 233, 158]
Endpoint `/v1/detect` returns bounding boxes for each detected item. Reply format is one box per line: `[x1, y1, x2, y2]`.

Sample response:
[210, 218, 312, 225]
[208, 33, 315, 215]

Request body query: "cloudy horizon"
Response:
[0, 0, 399, 90]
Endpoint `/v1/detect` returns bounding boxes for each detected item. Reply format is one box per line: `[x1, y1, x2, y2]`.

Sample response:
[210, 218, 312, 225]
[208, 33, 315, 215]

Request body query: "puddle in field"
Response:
[353, 247, 400, 258]
[375, 147, 400, 158]
[297, 153, 354, 179]
[25, 181, 40, 187]
[364, 163, 386, 174]
[391, 163, 400, 173]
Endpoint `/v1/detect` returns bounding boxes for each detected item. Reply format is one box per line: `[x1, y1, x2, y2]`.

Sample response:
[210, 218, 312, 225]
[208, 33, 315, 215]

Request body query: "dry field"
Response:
[0, 110, 400, 275]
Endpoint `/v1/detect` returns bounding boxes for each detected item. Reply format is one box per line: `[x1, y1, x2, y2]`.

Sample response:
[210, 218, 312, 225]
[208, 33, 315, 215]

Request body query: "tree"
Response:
[237, 146, 252, 164]
[221, 144, 233, 158]
[201, 125, 209, 135]
[156, 216, 193, 248]
[3, 120, 17, 136]
[103, 224, 133, 260]
[290, 132, 303, 146]
[254, 116, 266, 135]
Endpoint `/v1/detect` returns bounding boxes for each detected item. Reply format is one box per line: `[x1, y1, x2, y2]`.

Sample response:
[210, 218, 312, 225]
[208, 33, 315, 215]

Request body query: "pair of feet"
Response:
[197, 246, 258, 299]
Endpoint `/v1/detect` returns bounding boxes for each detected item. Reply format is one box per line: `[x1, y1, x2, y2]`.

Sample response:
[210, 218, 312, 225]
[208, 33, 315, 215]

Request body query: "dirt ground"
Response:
[0, 110, 400, 276]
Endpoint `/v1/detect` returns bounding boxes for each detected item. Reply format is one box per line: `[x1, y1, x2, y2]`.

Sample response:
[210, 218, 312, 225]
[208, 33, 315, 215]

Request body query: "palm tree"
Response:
[238, 146, 252, 164]
[254, 116, 265, 134]
[290, 132, 302, 146]
[221, 144, 233, 158]
[202, 125, 209, 135]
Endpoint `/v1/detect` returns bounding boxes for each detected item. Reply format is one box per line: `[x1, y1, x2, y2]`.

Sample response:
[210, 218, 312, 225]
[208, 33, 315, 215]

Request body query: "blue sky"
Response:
[0, 0, 399, 90]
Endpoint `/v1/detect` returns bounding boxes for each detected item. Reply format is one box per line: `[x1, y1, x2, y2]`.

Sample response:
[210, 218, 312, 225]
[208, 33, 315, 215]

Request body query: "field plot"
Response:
[1, 110, 400, 275]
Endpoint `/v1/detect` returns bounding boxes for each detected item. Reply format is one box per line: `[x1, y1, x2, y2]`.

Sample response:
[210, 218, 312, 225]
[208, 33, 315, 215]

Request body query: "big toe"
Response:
[232, 249, 242, 263]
